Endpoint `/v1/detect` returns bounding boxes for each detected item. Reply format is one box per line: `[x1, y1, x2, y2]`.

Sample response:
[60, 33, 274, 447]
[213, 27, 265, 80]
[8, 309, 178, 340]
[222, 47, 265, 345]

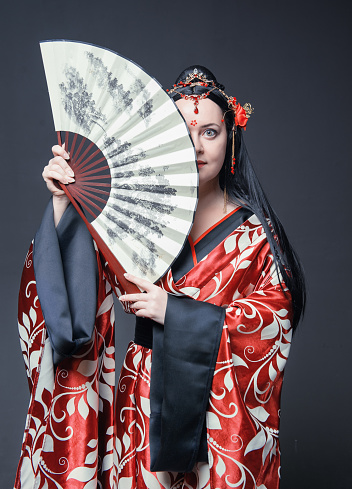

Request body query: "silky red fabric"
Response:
[115, 214, 292, 489]
[15, 214, 292, 489]
[15, 243, 116, 489]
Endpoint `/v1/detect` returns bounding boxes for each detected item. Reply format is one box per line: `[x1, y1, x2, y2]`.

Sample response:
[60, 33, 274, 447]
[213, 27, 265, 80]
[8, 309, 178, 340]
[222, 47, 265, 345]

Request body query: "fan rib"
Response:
[77, 156, 108, 174]
[77, 175, 110, 182]
[70, 133, 78, 158]
[71, 194, 97, 219]
[72, 136, 86, 164]
[79, 181, 110, 188]
[78, 185, 110, 196]
[69, 187, 103, 216]
[72, 186, 108, 206]
[65, 131, 69, 154]
[74, 147, 101, 173]
[75, 141, 94, 168]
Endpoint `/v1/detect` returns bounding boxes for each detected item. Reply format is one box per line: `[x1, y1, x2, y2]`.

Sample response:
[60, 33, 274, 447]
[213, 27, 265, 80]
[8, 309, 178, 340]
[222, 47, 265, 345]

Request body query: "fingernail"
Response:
[124, 273, 129, 278]
[119, 296, 125, 301]
[67, 169, 74, 177]
[68, 177, 75, 183]
[63, 152, 69, 159]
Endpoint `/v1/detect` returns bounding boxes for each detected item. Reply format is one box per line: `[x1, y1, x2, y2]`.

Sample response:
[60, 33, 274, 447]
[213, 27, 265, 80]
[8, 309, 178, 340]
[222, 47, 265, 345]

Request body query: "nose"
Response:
[192, 135, 204, 155]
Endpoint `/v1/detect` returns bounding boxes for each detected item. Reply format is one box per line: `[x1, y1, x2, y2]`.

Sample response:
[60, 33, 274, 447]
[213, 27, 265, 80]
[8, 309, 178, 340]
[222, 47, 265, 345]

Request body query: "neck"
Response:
[196, 178, 225, 215]
[190, 177, 239, 241]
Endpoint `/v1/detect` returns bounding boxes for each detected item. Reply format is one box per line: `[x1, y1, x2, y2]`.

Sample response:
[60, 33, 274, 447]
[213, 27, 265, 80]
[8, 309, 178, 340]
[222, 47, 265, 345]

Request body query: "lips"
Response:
[197, 160, 206, 168]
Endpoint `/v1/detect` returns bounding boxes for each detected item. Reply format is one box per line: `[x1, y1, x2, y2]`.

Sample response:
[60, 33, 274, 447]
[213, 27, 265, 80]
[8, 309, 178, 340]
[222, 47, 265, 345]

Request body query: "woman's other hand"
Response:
[42, 144, 75, 226]
[119, 273, 168, 325]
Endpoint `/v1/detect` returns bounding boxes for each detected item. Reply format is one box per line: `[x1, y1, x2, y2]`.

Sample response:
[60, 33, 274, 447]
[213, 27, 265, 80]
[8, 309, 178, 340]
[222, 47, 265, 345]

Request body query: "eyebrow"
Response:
[197, 123, 221, 129]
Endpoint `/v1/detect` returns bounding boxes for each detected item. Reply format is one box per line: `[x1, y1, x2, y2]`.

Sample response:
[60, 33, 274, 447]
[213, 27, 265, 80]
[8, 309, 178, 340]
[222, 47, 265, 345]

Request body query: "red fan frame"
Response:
[57, 131, 140, 294]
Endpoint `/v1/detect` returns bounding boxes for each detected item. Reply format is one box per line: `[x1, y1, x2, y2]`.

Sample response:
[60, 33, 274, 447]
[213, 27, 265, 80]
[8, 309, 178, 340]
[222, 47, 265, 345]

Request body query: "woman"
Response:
[15, 66, 305, 489]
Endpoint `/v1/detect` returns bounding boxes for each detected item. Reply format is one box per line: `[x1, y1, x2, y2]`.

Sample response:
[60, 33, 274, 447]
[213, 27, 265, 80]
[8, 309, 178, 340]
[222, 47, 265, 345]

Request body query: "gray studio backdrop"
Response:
[1, 1, 351, 488]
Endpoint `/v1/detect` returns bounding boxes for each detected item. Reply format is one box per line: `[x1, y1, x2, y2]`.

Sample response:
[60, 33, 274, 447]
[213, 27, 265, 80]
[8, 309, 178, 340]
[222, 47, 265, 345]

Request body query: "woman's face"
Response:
[176, 98, 227, 190]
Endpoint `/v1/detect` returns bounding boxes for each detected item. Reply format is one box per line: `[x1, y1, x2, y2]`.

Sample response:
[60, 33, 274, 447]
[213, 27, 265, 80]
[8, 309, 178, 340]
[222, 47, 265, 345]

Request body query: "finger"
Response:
[42, 176, 66, 196]
[47, 171, 74, 185]
[130, 300, 148, 310]
[134, 309, 149, 318]
[43, 171, 74, 187]
[49, 155, 75, 177]
[124, 273, 154, 292]
[43, 165, 75, 185]
[52, 144, 70, 160]
[119, 292, 147, 302]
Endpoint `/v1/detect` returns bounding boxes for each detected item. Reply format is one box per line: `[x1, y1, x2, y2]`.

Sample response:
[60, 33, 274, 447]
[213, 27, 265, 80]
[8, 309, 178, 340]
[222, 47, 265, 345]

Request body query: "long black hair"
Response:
[170, 65, 306, 330]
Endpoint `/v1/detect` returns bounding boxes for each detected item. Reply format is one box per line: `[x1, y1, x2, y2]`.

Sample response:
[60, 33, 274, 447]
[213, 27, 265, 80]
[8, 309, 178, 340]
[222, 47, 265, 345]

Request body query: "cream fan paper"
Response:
[40, 40, 198, 283]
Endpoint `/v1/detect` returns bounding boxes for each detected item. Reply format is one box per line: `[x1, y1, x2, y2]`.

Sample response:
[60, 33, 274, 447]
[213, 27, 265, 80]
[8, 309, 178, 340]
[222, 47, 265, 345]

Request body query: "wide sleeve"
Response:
[33, 198, 99, 364]
[223, 241, 292, 414]
[206, 240, 293, 488]
[149, 295, 225, 472]
[16, 199, 118, 489]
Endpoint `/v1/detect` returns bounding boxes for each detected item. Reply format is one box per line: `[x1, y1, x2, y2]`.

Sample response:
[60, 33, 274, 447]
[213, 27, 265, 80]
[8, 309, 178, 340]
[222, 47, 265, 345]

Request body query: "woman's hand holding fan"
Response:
[42, 145, 75, 225]
[120, 273, 168, 325]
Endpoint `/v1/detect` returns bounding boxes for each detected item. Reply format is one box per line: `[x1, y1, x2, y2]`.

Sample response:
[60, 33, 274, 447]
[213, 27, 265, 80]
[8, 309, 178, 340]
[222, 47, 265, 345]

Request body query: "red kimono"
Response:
[14, 203, 292, 489]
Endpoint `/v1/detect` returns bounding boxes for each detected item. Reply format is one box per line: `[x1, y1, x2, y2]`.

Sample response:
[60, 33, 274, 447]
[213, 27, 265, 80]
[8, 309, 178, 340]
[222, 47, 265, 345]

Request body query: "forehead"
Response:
[175, 98, 223, 123]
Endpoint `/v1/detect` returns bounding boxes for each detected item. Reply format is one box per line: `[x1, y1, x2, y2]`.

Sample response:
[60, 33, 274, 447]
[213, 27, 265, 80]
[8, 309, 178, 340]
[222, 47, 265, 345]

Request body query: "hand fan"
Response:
[40, 40, 198, 293]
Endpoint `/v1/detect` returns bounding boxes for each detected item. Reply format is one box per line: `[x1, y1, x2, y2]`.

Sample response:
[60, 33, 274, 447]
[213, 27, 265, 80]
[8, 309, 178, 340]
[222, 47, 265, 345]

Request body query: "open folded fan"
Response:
[40, 40, 198, 293]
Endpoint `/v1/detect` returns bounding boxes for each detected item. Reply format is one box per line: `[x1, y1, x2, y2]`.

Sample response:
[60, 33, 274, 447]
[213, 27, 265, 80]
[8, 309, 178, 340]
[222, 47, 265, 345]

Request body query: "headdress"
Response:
[167, 67, 254, 186]
[167, 67, 254, 130]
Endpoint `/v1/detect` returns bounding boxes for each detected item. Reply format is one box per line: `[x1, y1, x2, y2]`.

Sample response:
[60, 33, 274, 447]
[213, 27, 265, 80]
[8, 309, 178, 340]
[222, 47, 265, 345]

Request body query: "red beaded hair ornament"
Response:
[167, 68, 253, 175]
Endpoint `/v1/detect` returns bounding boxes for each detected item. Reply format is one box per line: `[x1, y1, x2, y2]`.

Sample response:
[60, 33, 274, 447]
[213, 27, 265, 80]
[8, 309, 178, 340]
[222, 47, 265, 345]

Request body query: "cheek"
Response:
[213, 135, 227, 163]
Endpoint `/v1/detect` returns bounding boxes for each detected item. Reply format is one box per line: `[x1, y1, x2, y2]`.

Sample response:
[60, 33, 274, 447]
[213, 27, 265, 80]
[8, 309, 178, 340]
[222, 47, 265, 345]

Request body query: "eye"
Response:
[203, 128, 217, 138]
